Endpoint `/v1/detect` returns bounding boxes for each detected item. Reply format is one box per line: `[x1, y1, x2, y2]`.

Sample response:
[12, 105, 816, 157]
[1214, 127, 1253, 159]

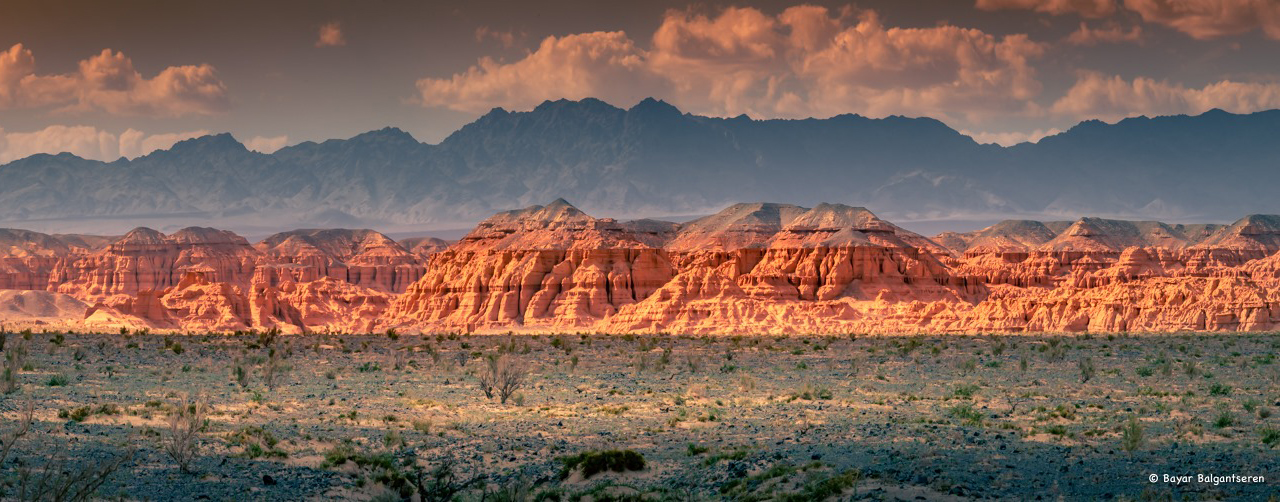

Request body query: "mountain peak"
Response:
[167, 133, 247, 154]
[351, 127, 418, 144]
[532, 97, 619, 114]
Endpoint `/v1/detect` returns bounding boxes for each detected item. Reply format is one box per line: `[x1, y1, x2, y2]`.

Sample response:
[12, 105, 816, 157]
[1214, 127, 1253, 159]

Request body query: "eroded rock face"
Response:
[5, 200, 1280, 334]
[0, 226, 432, 333]
[256, 229, 427, 293]
[391, 203, 1280, 334]
[389, 201, 972, 333]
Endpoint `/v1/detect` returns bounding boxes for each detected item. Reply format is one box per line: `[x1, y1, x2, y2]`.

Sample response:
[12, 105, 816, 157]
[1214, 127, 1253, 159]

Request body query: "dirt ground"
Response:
[1, 331, 1278, 501]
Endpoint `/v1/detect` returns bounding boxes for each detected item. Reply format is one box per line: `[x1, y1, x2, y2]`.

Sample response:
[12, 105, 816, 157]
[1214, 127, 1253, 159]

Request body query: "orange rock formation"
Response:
[4, 200, 1280, 334]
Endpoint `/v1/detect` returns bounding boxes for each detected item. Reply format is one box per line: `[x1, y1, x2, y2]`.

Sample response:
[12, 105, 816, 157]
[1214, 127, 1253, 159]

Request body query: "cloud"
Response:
[975, 0, 1118, 17]
[1051, 71, 1280, 120]
[1066, 22, 1144, 44]
[416, 31, 664, 114]
[316, 22, 346, 47]
[975, 0, 1280, 39]
[1122, 0, 1280, 39]
[0, 125, 209, 163]
[475, 26, 518, 48]
[0, 44, 228, 116]
[961, 127, 1064, 145]
[244, 135, 289, 153]
[416, 6, 1047, 126]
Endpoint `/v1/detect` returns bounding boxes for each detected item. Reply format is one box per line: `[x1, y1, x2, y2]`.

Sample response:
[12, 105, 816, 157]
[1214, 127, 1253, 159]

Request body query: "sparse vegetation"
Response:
[1079, 356, 1095, 383]
[1, 331, 1275, 500]
[557, 449, 645, 480]
[477, 355, 527, 405]
[1121, 415, 1144, 454]
[163, 398, 208, 473]
[4, 337, 28, 394]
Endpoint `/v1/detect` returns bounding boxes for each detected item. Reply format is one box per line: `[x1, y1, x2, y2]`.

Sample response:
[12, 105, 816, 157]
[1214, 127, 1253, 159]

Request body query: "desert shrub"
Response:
[1214, 410, 1235, 429]
[1261, 428, 1280, 448]
[3, 397, 130, 502]
[781, 469, 861, 502]
[8, 450, 132, 502]
[164, 398, 208, 473]
[952, 384, 980, 399]
[949, 404, 984, 426]
[1208, 383, 1232, 396]
[1121, 415, 1144, 454]
[477, 355, 527, 405]
[233, 362, 249, 388]
[263, 347, 288, 390]
[4, 338, 28, 394]
[1243, 398, 1260, 413]
[1079, 357, 1096, 383]
[412, 457, 484, 502]
[557, 450, 645, 480]
[229, 426, 287, 459]
[0, 398, 33, 464]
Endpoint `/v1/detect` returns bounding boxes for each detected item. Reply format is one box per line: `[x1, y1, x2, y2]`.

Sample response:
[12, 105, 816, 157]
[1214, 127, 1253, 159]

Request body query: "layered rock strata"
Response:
[4, 201, 1280, 334]
[0, 226, 441, 333]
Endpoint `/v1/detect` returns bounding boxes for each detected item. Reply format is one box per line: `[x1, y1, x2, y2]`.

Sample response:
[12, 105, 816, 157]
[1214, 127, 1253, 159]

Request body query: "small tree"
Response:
[164, 398, 207, 473]
[478, 355, 527, 405]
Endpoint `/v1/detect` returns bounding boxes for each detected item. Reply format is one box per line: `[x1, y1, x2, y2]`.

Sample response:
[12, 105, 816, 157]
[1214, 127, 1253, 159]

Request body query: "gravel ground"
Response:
[1, 331, 1277, 500]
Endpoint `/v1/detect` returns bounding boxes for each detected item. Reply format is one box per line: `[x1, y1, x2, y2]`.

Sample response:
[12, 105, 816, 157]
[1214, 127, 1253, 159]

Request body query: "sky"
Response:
[1, 0, 1279, 162]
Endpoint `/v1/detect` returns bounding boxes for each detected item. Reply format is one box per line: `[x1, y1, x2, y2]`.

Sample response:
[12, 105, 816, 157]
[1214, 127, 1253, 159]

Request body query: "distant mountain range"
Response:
[2, 97, 1278, 235]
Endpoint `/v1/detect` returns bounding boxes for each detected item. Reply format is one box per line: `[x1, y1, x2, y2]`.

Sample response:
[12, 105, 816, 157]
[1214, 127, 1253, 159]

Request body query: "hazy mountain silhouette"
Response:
[1, 98, 1277, 234]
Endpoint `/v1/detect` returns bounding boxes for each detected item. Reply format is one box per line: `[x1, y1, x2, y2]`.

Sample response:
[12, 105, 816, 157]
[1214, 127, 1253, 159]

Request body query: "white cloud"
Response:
[0, 125, 209, 163]
[1052, 71, 1280, 120]
[416, 6, 1047, 127]
[244, 135, 289, 153]
[317, 22, 346, 47]
[0, 44, 228, 117]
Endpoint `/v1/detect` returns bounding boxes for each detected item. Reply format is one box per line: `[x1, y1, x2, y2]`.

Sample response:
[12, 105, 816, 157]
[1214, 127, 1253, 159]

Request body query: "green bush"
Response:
[557, 449, 645, 480]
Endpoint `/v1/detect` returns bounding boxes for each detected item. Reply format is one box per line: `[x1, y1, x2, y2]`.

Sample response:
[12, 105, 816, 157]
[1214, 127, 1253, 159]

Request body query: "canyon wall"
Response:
[4, 200, 1280, 334]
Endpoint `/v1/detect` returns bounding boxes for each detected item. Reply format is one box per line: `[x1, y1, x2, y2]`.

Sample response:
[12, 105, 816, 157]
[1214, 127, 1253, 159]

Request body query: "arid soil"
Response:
[1, 331, 1277, 501]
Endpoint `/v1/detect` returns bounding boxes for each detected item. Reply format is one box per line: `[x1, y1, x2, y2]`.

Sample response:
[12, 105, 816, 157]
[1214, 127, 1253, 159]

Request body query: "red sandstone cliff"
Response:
[5, 201, 1280, 334]
[0, 226, 433, 333]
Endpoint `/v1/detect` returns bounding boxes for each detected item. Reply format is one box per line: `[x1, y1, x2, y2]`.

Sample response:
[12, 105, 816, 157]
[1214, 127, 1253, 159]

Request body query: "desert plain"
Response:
[1, 329, 1277, 501]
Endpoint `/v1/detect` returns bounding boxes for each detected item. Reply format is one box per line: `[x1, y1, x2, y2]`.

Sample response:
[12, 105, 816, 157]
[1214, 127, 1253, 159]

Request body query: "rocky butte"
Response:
[3, 200, 1280, 334]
